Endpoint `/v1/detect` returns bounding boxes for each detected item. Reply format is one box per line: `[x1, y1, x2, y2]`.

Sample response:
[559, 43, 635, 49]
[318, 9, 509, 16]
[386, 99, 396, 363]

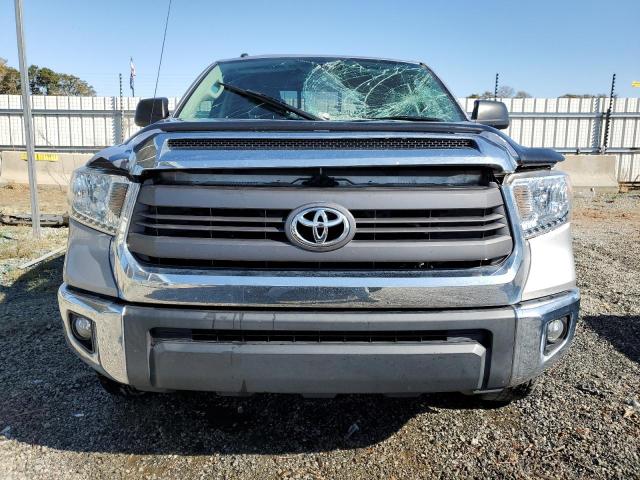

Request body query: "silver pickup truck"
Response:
[58, 55, 579, 403]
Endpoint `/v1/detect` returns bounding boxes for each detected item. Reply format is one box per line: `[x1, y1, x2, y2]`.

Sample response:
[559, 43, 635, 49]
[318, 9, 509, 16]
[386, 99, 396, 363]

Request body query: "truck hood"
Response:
[86, 119, 564, 176]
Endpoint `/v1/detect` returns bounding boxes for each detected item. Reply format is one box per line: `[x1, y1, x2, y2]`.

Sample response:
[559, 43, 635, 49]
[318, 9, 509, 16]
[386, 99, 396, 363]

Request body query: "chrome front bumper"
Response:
[58, 284, 579, 394]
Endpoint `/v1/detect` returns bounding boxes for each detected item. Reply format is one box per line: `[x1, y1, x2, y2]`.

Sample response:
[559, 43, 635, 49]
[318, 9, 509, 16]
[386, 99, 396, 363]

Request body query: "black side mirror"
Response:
[471, 100, 509, 130]
[134, 97, 170, 127]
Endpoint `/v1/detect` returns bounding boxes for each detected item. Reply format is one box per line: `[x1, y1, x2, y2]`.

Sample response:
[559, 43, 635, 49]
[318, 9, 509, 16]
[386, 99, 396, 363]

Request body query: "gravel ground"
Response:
[0, 192, 638, 479]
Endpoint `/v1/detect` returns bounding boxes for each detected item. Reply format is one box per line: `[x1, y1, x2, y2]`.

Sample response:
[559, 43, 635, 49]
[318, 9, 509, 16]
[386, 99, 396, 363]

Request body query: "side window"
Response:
[178, 65, 223, 119]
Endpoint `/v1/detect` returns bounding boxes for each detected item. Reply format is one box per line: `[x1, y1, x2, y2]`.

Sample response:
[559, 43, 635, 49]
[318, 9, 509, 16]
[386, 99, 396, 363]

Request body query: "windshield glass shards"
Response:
[177, 57, 465, 122]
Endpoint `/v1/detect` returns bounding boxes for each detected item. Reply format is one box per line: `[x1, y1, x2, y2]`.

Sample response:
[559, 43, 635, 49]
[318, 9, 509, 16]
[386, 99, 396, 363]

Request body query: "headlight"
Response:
[69, 168, 130, 235]
[509, 171, 571, 238]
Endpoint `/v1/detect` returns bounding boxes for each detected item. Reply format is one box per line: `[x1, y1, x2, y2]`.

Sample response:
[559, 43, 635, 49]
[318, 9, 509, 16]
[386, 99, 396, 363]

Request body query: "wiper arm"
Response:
[218, 82, 321, 121]
[365, 115, 443, 122]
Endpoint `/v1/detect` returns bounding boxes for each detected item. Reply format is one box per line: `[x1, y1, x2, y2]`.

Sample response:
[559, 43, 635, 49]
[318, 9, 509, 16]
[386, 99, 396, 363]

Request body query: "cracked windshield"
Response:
[177, 57, 465, 122]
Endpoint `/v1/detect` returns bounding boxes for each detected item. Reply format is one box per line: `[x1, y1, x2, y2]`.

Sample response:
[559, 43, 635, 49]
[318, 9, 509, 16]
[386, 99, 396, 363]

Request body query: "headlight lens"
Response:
[69, 168, 129, 235]
[510, 172, 571, 238]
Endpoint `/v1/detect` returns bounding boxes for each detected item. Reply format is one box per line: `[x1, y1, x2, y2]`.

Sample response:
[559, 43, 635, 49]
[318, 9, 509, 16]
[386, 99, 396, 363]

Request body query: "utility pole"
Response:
[494, 73, 499, 101]
[14, 0, 40, 238]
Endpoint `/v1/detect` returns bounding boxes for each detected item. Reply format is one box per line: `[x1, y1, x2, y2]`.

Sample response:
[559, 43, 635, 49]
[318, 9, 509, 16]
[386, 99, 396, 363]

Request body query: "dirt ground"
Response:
[0, 188, 639, 479]
[0, 183, 69, 216]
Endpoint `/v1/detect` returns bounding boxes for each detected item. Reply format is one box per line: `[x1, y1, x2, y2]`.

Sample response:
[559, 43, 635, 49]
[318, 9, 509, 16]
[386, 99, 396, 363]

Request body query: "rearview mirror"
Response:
[471, 100, 509, 130]
[134, 97, 169, 127]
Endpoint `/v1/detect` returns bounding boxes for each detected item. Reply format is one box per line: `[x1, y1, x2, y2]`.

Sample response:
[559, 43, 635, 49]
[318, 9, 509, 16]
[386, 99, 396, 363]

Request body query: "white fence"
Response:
[458, 97, 640, 184]
[1, 94, 639, 183]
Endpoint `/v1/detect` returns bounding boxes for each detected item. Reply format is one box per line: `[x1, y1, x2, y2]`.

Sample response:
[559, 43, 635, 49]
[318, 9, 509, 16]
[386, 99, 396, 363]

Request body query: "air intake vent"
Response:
[167, 137, 477, 151]
[152, 328, 487, 345]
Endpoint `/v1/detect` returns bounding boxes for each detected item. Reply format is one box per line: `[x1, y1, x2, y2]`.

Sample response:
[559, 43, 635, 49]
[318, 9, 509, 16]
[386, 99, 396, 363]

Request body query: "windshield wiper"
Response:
[365, 115, 443, 122]
[217, 82, 321, 121]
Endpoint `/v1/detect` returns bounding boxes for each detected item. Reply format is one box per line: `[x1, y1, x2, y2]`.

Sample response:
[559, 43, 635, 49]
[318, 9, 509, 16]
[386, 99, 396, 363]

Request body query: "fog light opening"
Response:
[70, 313, 94, 352]
[545, 316, 568, 351]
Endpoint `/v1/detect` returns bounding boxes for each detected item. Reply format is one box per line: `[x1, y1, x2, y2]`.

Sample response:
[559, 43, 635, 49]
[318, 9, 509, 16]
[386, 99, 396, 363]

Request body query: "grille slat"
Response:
[140, 211, 505, 225]
[355, 223, 506, 234]
[137, 222, 284, 233]
[353, 213, 504, 224]
[128, 234, 513, 263]
[140, 212, 284, 223]
[139, 259, 500, 270]
[167, 137, 477, 151]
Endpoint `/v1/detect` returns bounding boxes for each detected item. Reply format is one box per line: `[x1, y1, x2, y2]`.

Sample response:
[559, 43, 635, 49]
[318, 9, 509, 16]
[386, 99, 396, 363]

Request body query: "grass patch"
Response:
[0, 226, 67, 261]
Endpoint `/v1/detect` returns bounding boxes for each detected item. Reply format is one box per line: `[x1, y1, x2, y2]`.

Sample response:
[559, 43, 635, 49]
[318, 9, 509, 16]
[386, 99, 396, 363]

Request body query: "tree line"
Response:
[0, 57, 95, 96]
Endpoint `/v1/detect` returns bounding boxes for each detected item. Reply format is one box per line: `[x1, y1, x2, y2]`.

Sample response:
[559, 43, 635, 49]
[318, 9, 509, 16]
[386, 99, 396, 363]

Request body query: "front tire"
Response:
[96, 373, 146, 398]
[478, 380, 536, 403]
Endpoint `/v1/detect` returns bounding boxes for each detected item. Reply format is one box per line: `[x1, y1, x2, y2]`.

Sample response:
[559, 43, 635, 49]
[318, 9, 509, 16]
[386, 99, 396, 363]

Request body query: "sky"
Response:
[1, 0, 639, 99]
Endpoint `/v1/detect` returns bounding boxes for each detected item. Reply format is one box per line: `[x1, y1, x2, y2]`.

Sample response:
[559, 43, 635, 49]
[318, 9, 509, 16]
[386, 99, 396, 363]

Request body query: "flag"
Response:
[129, 57, 136, 96]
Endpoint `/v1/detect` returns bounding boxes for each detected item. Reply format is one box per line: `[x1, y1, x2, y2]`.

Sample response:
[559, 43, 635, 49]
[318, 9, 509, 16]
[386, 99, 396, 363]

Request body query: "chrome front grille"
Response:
[127, 182, 513, 270]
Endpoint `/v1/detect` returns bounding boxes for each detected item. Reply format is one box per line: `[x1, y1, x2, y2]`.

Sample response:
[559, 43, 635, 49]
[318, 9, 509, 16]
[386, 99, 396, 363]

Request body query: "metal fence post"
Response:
[119, 73, 124, 144]
[602, 73, 616, 153]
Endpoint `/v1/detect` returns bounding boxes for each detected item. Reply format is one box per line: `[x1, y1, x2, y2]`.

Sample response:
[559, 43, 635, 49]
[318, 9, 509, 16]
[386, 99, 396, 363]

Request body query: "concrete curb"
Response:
[0, 150, 90, 186]
[554, 154, 619, 192]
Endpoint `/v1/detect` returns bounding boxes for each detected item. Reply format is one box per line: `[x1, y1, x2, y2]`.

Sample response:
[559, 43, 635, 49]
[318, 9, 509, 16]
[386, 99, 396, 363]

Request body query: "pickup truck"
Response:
[58, 55, 579, 403]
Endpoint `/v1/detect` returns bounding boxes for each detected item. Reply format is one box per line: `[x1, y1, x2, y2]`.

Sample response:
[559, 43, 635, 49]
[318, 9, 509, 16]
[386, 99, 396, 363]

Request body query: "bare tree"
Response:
[496, 86, 515, 98]
[468, 85, 529, 99]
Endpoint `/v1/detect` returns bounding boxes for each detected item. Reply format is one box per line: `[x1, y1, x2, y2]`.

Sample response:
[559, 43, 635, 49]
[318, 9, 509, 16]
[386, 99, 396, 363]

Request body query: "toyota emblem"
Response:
[285, 204, 356, 252]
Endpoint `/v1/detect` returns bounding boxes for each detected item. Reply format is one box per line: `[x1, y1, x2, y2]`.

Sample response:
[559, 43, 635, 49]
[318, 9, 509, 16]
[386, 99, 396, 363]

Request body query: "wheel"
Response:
[478, 380, 536, 403]
[96, 372, 146, 398]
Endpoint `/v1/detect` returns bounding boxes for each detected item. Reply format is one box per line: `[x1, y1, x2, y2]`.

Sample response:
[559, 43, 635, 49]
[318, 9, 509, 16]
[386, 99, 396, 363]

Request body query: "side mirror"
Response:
[134, 97, 169, 127]
[471, 100, 509, 130]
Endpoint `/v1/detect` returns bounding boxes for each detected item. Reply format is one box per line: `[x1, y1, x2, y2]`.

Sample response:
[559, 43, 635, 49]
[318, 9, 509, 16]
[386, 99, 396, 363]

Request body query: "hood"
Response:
[86, 119, 564, 177]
